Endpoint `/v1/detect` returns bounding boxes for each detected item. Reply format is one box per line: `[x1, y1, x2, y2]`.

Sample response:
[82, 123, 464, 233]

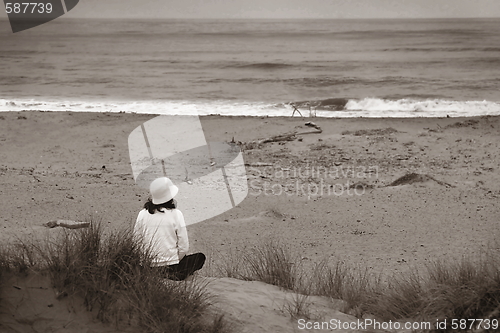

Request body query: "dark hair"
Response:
[144, 198, 176, 214]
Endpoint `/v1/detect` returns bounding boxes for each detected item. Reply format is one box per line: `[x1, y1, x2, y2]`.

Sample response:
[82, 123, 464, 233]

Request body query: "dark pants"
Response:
[155, 253, 206, 281]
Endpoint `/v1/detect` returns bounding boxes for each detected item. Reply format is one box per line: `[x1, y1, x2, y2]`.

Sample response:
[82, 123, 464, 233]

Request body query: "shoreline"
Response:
[2, 96, 500, 118]
[3, 109, 500, 118]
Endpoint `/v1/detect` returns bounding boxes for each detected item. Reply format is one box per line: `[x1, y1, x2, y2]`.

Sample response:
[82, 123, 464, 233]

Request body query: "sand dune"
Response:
[204, 277, 362, 333]
[1, 273, 363, 333]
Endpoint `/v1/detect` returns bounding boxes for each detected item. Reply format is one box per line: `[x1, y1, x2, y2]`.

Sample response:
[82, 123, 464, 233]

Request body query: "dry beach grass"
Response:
[2, 223, 500, 332]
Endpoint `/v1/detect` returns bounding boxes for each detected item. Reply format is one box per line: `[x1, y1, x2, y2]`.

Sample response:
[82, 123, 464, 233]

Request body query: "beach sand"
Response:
[1, 111, 499, 332]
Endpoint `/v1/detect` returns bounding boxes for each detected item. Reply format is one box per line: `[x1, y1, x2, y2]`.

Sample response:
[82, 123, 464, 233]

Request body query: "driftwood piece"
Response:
[260, 133, 297, 144]
[259, 122, 322, 143]
[304, 121, 322, 131]
[45, 220, 59, 228]
[44, 220, 90, 229]
[240, 122, 322, 150]
[296, 128, 322, 135]
[244, 162, 274, 167]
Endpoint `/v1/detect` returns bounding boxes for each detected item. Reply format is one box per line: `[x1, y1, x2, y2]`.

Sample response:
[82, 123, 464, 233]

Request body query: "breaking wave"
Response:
[283, 97, 500, 117]
[1, 97, 500, 118]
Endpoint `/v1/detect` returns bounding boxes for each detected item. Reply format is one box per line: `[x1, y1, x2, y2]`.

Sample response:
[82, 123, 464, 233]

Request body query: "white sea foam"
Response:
[345, 98, 500, 116]
[0, 98, 283, 116]
[1, 98, 499, 118]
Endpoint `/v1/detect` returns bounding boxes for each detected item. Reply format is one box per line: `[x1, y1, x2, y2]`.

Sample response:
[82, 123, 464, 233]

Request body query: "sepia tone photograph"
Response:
[1, 1, 500, 332]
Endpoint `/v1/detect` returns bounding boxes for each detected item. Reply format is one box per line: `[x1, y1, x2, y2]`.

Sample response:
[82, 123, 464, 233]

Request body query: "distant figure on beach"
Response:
[134, 177, 205, 281]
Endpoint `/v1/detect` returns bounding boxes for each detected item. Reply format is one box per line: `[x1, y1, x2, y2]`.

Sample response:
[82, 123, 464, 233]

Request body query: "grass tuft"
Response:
[217, 239, 500, 331]
[310, 258, 377, 314]
[0, 219, 232, 333]
[240, 241, 300, 291]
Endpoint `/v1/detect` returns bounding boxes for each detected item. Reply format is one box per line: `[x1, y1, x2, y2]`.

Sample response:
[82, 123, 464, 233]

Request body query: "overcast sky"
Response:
[0, 0, 498, 20]
[61, 0, 500, 19]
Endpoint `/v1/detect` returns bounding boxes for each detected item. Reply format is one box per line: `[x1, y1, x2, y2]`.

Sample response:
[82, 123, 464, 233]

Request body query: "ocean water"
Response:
[1, 18, 500, 117]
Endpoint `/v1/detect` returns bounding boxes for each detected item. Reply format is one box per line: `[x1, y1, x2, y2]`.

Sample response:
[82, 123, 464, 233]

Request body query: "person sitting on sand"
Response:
[134, 177, 205, 281]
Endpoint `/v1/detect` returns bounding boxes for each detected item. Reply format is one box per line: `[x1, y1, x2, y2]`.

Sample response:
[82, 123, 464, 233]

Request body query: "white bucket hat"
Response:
[150, 177, 179, 204]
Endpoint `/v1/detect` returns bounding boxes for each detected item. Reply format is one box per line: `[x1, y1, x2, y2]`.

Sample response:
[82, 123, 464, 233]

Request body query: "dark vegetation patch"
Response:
[445, 119, 480, 129]
[387, 173, 454, 187]
[308, 143, 337, 151]
[348, 181, 377, 190]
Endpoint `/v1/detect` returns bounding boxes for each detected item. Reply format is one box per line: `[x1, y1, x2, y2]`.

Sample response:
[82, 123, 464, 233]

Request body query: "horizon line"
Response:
[2, 16, 499, 20]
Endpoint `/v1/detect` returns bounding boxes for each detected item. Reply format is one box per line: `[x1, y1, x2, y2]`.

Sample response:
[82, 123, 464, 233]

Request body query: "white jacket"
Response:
[134, 208, 189, 266]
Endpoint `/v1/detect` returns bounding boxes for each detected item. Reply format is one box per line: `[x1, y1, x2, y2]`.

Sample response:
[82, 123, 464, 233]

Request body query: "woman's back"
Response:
[135, 207, 188, 266]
